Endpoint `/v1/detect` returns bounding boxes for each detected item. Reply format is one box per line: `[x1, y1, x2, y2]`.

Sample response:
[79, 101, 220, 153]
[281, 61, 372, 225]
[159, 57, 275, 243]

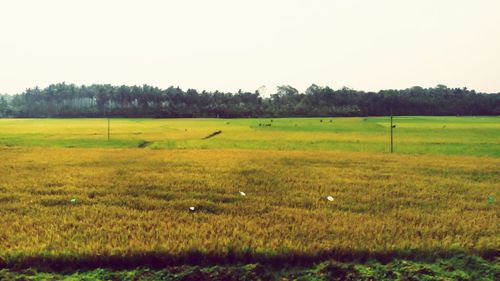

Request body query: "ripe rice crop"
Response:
[0, 146, 498, 268]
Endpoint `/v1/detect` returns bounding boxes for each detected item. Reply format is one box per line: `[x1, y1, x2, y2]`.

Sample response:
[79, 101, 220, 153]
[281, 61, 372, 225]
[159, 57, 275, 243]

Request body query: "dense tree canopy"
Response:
[0, 83, 498, 118]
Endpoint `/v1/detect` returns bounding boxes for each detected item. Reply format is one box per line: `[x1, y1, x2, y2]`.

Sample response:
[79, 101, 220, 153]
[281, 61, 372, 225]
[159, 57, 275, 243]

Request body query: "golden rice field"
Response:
[0, 150, 499, 268]
[0, 117, 498, 273]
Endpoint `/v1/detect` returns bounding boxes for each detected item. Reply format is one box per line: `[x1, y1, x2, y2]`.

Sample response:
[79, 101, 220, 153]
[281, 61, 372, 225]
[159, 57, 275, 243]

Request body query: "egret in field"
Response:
[70, 198, 77, 204]
[239, 191, 246, 196]
[189, 206, 195, 211]
[326, 196, 334, 202]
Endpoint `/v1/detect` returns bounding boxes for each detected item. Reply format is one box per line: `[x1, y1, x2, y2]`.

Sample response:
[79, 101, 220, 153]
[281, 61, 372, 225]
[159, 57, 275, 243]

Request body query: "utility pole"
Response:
[390, 109, 394, 153]
[107, 118, 110, 141]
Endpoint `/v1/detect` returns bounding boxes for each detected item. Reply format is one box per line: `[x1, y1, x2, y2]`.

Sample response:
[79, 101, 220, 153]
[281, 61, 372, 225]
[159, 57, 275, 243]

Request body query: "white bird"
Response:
[189, 206, 195, 211]
[327, 196, 334, 201]
[70, 198, 76, 203]
[239, 191, 246, 196]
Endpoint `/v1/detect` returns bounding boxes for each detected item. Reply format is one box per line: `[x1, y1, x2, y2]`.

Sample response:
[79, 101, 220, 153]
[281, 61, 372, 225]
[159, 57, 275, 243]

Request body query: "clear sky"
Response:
[1, 0, 499, 95]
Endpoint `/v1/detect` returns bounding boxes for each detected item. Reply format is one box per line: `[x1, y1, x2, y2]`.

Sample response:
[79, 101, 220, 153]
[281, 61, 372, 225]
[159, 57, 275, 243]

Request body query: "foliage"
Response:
[0, 96, 11, 117]
[0, 256, 498, 280]
[3, 83, 499, 118]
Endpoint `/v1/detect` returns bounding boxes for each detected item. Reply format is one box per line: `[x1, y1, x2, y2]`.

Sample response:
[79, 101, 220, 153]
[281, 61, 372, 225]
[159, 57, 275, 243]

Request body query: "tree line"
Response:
[0, 83, 498, 118]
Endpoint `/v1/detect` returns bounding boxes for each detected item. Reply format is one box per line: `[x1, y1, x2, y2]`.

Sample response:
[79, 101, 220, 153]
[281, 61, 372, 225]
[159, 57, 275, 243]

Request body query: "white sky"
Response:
[1, 0, 499, 95]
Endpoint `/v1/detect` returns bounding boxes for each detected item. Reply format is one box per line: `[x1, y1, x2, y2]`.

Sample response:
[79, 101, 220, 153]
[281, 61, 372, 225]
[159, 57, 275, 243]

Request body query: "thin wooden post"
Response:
[390, 109, 394, 153]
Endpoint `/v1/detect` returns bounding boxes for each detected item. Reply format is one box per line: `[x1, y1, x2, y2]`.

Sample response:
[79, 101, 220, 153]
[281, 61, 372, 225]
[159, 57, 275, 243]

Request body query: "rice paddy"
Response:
[0, 117, 498, 279]
[0, 116, 499, 157]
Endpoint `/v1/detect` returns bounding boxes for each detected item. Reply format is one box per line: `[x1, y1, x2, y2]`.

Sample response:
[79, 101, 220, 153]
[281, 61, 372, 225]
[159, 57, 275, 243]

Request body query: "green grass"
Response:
[0, 116, 499, 156]
[1, 256, 498, 280]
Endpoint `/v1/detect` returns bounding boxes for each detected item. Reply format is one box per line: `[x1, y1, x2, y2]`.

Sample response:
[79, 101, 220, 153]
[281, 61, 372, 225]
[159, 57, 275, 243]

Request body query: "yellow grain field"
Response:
[0, 146, 498, 266]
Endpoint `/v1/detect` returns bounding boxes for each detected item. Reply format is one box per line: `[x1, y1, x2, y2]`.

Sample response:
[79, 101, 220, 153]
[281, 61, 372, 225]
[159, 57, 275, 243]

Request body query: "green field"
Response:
[1, 116, 499, 156]
[0, 117, 499, 280]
